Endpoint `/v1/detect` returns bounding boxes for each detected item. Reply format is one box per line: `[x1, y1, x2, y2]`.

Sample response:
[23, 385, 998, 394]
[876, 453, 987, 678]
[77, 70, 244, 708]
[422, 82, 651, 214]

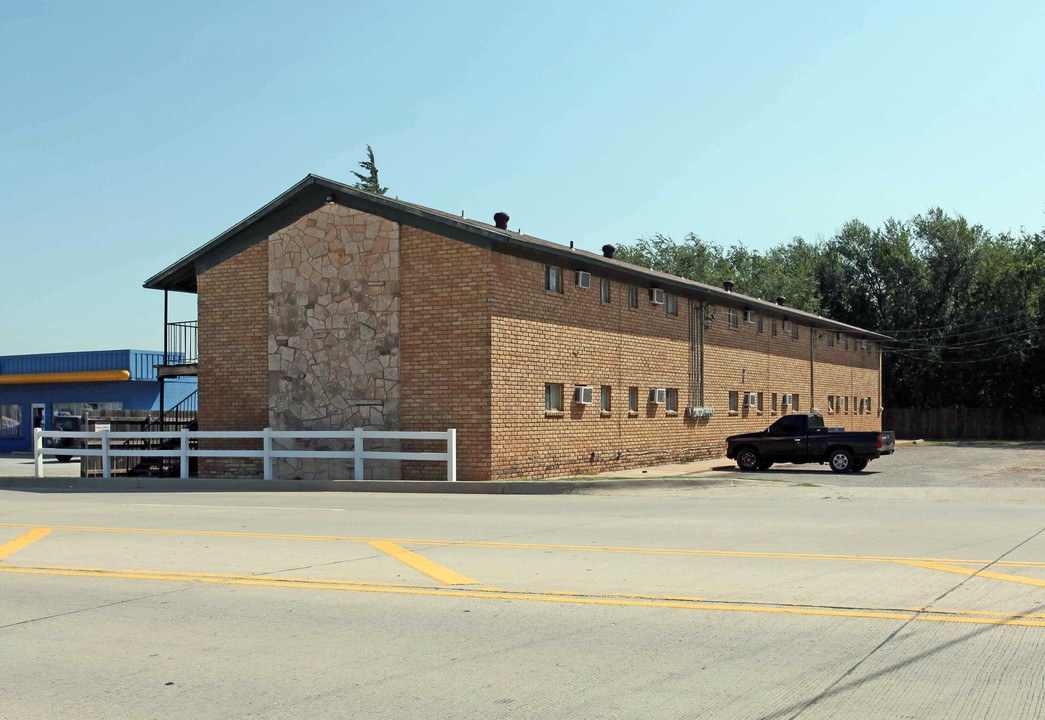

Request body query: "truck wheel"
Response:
[852, 458, 868, 472]
[829, 449, 853, 473]
[736, 447, 760, 472]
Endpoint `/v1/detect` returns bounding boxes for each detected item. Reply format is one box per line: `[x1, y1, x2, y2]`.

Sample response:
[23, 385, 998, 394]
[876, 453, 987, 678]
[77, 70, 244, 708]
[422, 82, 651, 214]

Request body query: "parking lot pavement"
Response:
[0, 455, 80, 478]
[708, 442, 1045, 488]
[3, 478, 1045, 719]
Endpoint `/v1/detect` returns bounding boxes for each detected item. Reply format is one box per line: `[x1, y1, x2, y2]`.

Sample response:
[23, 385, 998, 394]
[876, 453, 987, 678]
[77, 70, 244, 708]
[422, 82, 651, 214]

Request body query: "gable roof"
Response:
[144, 174, 889, 341]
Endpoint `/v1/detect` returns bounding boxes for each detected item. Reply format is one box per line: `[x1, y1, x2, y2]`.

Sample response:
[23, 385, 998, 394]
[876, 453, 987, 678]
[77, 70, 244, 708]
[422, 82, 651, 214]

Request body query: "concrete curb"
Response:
[0, 475, 724, 495]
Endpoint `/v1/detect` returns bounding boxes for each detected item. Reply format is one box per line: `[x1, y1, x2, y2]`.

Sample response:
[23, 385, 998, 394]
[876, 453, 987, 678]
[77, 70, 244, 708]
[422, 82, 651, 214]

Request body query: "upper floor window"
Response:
[728, 308, 738, 328]
[756, 315, 763, 334]
[601, 386, 612, 412]
[600, 278, 611, 303]
[728, 391, 738, 412]
[544, 266, 562, 293]
[628, 286, 638, 309]
[772, 321, 778, 337]
[666, 294, 678, 316]
[791, 323, 799, 340]
[628, 387, 638, 412]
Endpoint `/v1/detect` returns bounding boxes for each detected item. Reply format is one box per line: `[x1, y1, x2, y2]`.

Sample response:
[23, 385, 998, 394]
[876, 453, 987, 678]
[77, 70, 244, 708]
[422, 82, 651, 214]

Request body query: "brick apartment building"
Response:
[144, 174, 886, 481]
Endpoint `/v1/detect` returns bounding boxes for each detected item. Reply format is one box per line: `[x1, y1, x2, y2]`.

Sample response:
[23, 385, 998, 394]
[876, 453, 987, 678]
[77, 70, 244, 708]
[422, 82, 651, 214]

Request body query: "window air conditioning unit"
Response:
[576, 271, 591, 289]
[649, 388, 666, 405]
[745, 392, 758, 408]
[861, 340, 869, 351]
[782, 320, 793, 333]
[650, 288, 665, 305]
[836, 332, 845, 343]
[743, 310, 756, 324]
[783, 393, 794, 406]
[573, 385, 594, 405]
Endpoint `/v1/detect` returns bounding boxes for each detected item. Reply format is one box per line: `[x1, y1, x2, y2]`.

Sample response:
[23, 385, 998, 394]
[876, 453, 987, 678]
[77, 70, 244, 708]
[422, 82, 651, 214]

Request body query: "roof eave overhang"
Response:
[142, 174, 891, 341]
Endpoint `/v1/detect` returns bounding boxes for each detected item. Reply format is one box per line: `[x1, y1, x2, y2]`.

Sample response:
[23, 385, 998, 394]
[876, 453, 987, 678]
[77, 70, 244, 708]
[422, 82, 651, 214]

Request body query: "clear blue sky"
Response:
[2, 0, 1043, 354]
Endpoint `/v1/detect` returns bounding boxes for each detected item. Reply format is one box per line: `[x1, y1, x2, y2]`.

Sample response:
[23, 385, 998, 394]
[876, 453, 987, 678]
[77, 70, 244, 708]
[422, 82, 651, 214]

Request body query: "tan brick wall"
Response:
[196, 241, 268, 477]
[485, 257, 882, 479]
[192, 213, 881, 482]
[399, 227, 492, 481]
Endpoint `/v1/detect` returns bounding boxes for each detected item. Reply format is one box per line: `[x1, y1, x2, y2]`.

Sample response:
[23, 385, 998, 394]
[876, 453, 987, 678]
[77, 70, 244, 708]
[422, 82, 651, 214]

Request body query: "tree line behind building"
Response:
[615, 208, 1045, 413]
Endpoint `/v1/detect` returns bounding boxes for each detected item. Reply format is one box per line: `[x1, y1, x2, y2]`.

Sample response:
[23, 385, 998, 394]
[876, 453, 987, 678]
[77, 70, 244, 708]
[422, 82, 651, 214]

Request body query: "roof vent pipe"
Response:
[602, 244, 615, 259]
[723, 280, 735, 293]
[776, 296, 786, 306]
[493, 212, 510, 230]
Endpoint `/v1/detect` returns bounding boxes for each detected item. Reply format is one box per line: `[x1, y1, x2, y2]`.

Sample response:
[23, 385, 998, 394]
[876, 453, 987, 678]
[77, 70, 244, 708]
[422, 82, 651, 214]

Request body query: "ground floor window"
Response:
[628, 387, 638, 412]
[1, 404, 21, 437]
[545, 383, 563, 411]
[601, 386, 611, 412]
[666, 388, 678, 412]
[729, 391, 738, 412]
[771, 393, 778, 411]
[52, 401, 123, 416]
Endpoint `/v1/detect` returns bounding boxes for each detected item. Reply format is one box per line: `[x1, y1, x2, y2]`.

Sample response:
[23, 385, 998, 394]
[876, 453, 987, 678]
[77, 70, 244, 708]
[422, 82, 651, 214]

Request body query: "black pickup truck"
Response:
[726, 413, 895, 473]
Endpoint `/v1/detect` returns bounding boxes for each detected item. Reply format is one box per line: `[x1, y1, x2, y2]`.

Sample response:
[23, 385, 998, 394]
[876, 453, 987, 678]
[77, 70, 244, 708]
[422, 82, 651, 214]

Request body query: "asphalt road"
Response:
[3, 447, 1045, 720]
[712, 441, 1045, 487]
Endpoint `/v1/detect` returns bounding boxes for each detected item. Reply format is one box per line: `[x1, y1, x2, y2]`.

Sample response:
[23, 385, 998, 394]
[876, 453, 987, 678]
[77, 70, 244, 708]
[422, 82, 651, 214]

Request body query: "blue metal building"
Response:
[0, 350, 197, 454]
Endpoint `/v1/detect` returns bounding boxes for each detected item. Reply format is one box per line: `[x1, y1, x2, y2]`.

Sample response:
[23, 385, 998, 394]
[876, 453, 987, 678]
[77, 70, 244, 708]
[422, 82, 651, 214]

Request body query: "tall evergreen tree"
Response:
[352, 144, 388, 195]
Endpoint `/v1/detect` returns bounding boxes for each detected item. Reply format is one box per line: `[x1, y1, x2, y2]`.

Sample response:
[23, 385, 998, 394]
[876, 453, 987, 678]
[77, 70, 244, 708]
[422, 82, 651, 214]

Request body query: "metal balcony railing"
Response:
[165, 321, 198, 366]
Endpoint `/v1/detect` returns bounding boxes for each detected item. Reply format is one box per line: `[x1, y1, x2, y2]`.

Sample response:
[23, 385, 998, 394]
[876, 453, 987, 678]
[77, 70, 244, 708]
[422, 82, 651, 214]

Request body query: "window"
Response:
[1, 404, 22, 438]
[544, 266, 562, 293]
[666, 294, 677, 316]
[827, 334, 834, 348]
[729, 391, 738, 412]
[628, 286, 638, 309]
[791, 323, 799, 340]
[771, 393, 778, 411]
[866, 342, 873, 355]
[728, 308, 738, 328]
[828, 395, 836, 412]
[757, 315, 763, 334]
[792, 394, 800, 411]
[600, 278, 611, 303]
[772, 321, 778, 337]
[544, 383, 563, 411]
[757, 392, 763, 411]
[628, 387, 638, 412]
[601, 386, 611, 412]
[666, 389, 678, 412]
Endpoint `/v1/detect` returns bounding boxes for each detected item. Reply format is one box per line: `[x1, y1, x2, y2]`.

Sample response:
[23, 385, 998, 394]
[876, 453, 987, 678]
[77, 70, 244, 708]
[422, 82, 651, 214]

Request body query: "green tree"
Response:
[352, 144, 388, 195]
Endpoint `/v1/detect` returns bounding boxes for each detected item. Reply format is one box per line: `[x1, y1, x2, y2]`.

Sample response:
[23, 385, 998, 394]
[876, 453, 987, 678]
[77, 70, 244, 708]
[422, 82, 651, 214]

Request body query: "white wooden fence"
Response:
[33, 428, 457, 482]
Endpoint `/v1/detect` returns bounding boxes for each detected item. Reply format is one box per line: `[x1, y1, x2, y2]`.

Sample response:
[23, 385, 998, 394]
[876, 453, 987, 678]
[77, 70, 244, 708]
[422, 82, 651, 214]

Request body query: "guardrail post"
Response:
[262, 427, 273, 480]
[34, 428, 43, 478]
[179, 427, 190, 480]
[447, 428, 457, 482]
[101, 428, 111, 479]
[353, 427, 364, 481]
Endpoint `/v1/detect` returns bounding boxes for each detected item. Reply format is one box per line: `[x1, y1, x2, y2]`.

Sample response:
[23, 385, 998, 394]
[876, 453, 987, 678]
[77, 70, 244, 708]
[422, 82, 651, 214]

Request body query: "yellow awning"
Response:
[0, 370, 132, 385]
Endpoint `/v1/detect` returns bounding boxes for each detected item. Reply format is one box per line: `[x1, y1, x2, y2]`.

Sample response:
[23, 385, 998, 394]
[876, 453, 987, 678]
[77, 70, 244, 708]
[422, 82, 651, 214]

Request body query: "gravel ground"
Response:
[716, 442, 1045, 487]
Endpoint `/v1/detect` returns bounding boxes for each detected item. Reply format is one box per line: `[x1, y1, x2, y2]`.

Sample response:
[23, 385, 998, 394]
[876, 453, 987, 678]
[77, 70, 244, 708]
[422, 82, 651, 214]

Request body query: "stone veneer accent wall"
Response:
[267, 205, 400, 480]
[196, 241, 268, 478]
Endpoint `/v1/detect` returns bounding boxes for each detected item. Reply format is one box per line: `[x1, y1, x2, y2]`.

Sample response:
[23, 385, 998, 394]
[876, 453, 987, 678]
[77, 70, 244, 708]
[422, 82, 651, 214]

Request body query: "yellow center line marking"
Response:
[895, 560, 1045, 588]
[3, 564, 1045, 628]
[3, 522, 1043, 569]
[0, 528, 51, 561]
[366, 540, 479, 586]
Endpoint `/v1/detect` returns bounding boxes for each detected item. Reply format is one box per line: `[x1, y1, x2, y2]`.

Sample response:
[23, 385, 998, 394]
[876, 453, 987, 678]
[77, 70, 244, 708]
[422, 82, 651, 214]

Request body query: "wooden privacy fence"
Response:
[884, 408, 1045, 440]
[34, 428, 457, 481]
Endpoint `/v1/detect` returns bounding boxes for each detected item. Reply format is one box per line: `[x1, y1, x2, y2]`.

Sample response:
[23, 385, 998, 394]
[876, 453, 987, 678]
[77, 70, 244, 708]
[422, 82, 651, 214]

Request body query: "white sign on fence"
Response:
[33, 427, 457, 482]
